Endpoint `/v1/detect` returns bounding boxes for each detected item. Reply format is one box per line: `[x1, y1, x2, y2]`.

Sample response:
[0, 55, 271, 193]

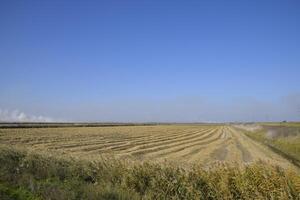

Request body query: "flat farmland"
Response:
[0, 125, 295, 169]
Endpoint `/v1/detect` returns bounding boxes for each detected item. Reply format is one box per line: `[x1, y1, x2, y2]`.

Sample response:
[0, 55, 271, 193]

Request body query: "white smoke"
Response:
[233, 124, 262, 132]
[0, 109, 53, 122]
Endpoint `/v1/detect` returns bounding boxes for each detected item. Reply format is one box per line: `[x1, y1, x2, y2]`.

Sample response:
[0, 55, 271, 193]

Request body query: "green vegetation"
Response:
[0, 182, 40, 200]
[242, 125, 300, 167]
[259, 122, 300, 127]
[0, 146, 299, 200]
[272, 136, 300, 161]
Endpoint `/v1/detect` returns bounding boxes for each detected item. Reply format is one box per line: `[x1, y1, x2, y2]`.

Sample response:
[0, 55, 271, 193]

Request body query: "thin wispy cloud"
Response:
[0, 109, 53, 122]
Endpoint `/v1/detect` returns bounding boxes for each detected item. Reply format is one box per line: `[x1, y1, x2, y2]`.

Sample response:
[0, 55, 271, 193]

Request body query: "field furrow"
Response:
[128, 128, 219, 158]
[0, 125, 297, 170]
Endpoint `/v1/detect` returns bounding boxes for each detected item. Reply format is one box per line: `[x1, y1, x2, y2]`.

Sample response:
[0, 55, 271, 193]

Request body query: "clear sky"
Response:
[0, 0, 300, 122]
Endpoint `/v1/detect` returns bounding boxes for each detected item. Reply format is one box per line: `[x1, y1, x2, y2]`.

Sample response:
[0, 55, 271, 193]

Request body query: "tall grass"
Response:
[271, 136, 300, 161]
[242, 126, 300, 166]
[0, 146, 299, 200]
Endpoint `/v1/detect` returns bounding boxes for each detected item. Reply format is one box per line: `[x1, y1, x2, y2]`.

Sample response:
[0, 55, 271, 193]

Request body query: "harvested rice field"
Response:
[0, 125, 296, 169]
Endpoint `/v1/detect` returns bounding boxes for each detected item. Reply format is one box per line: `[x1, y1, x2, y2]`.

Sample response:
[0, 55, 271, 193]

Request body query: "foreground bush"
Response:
[0, 146, 299, 200]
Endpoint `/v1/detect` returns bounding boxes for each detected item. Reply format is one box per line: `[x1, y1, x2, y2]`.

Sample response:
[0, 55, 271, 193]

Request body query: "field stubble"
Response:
[0, 125, 296, 169]
[1, 124, 300, 199]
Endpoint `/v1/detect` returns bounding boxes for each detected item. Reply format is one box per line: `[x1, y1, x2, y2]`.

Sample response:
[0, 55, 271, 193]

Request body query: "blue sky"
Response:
[0, 0, 300, 122]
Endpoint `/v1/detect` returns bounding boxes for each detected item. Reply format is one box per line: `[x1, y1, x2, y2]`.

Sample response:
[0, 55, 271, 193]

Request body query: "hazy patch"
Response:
[0, 109, 53, 122]
[234, 124, 262, 132]
[0, 93, 299, 122]
[265, 126, 300, 138]
[266, 129, 278, 138]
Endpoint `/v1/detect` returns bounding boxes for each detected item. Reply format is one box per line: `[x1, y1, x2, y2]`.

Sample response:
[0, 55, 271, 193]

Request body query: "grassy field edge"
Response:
[0, 145, 300, 199]
[237, 127, 300, 168]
